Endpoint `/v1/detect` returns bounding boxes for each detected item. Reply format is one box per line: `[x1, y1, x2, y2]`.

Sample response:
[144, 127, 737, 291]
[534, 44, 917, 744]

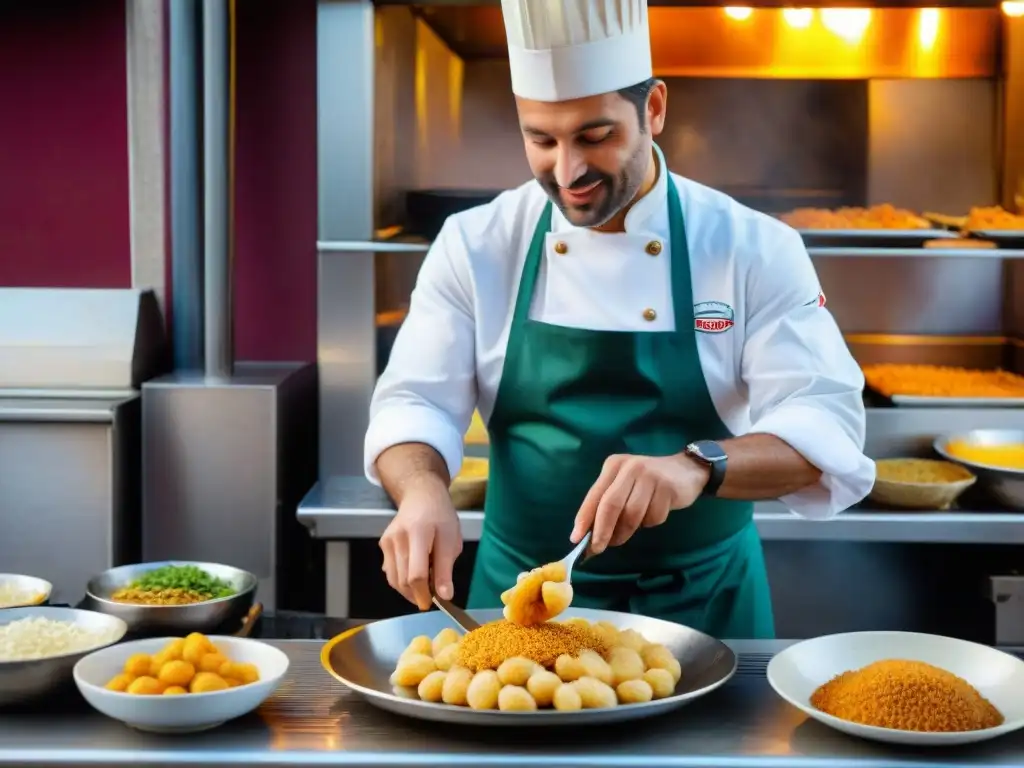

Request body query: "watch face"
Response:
[689, 440, 727, 462]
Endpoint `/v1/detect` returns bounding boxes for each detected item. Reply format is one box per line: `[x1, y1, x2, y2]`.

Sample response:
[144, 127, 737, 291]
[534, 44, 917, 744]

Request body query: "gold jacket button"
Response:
[645, 240, 663, 256]
[643, 308, 657, 322]
[554, 241, 568, 255]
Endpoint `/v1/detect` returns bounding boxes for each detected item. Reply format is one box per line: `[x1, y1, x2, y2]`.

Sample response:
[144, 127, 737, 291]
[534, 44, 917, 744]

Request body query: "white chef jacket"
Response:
[365, 146, 875, 520]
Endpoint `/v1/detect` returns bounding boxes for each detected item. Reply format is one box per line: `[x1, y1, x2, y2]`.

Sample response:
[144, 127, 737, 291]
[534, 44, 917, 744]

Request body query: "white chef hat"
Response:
[501, 0, 652, 103]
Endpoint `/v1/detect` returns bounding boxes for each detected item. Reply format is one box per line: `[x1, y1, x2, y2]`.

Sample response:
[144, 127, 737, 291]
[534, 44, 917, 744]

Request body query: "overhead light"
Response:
[1003, 1, 1024, 17]
[821, 8, 872, 42]
[783, 8, 814, 28]
[724, 7, 753, 21]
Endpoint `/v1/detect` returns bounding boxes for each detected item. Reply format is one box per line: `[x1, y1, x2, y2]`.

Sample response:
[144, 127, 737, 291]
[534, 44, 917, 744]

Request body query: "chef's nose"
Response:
[554, 145, 587, 189]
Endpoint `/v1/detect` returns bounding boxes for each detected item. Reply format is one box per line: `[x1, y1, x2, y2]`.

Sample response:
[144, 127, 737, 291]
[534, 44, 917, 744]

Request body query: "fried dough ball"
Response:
[417, 670, 447, 702]
[574, 676, 618, 709]
[434, 643, 459, 671]
[392, 684, 419, 699]
[501, 562, 574, 626]
[404, 635, 434, 658]
[497, 656, 537, 687]
[219, 661, 259, 684]
[609, 647, 645, 685]
[198, 652, 229, 673]
[526, 669, 562, 707]
[467, 670, 501, 710]
[392, 653, 436, 687]
[552, 682, 583, 711]
[190, 672, 229, 693]
[579, 650, 613, 686]
[641, 644, 682, 683]
[554, 654, 587, 682]
[123, 653, 152, 677]
[432, 628, 460, 656]
[644, 668, 676, 699]
[163, 686, 188, 695]
[617, 679, 654, 704]
[498, 685, 538, 711]
[157, 660, 195, 687]
[105, 673, 135, 692]
[127, 676, 164, 695]
[616, 629, 647, 653]
[442, 666, 473, 706]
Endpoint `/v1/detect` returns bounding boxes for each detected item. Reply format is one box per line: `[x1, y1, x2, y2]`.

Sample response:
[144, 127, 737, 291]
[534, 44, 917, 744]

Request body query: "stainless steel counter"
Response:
[298, 476, 1024, 545]
[2, 640, 1022, 767]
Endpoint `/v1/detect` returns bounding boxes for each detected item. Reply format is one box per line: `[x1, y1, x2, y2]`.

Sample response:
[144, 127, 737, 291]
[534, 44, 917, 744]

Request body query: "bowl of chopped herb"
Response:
[82, 562, 257, 636]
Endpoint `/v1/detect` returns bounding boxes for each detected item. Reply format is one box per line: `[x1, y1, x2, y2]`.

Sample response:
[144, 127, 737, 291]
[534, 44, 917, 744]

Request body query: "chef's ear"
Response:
[646, 80, 668, 137]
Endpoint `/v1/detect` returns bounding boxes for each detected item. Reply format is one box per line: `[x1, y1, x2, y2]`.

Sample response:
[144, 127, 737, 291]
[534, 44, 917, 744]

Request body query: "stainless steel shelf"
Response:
[316, 240, 1024, 259]
[807, 247, 1024, 258]
[298, 476, 1024, 545]
[2, 639, 1022, 767]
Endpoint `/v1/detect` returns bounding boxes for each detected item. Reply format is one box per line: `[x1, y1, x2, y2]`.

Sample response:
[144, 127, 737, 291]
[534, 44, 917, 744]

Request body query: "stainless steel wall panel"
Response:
[318, 251, 376, 477]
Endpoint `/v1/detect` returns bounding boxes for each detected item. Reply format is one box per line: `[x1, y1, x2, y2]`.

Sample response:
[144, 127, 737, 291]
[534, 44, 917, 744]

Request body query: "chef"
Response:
[366, 0, 874, 638]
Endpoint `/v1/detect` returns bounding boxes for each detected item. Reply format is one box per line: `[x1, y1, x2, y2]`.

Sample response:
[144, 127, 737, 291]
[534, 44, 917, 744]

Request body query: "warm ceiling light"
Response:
[821, 8, 872, 41]
[1003, 1, 1024, 17]
[918, 8, 940, 49]
[724, 7, 754, 21]
[783, 8, 814, 28]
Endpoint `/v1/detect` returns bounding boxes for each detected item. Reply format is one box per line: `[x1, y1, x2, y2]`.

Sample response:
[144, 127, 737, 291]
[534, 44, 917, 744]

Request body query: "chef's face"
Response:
[516, 81, 667, 229]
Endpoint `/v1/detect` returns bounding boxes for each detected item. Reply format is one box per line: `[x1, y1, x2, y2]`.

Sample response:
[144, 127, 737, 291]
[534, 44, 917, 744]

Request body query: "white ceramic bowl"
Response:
[0, 573, 53, 608]
[73, 636, 289, 733]
[767, 631, 1024, 746]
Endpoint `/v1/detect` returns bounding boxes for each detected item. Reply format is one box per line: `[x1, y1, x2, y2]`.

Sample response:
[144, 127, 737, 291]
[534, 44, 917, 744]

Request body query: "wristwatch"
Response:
[684, 440, 728, 497]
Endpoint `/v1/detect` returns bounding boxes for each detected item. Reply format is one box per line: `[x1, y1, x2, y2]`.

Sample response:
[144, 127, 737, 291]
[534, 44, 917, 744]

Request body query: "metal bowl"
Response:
[0, 606, 127, 707]
[82, 561, 257, 636]
[0, 574, 53, 608]
[934, 429, 1024, 510]
[322, 607, 737, 726]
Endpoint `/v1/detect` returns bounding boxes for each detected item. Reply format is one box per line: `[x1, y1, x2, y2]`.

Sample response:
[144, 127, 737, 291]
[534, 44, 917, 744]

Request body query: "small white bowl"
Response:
[767, 631, 1024, 746]
[73, 636, 289, 733]
[0, 574, 53, 608]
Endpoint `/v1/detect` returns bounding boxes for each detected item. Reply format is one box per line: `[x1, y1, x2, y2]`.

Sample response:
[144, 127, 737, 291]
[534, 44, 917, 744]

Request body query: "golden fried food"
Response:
[458, 620, 607, 672]
[501, 561, 573, 626]
[964, 205, 1024, 232]
[391, 618, 682, 711]
[105, 633, 260, 695]
[862, 364, 1024, 399]
[498, 685, 538, 711]
[811, 659, 1003, 732]
[781, 204, 929, 230]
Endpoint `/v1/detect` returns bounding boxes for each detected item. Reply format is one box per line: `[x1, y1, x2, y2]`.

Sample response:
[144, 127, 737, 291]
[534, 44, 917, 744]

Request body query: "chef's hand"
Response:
[571, 454, 710, 554]
[379, 478, 463, 611]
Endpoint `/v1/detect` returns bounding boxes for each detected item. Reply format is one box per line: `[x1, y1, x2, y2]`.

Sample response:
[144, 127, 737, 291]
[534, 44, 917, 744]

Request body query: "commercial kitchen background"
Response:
[3, 0, 1024, 644]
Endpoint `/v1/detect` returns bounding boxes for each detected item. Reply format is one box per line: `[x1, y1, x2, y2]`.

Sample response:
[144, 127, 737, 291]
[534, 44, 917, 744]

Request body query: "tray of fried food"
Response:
[321, 607, 736, 726]
[925, 207, 1024, 248]
[862, 363, 1024, 407]
[780, 204, 954, 247]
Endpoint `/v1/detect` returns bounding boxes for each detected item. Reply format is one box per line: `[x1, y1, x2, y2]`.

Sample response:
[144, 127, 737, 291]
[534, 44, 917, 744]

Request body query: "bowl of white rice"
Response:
[0, 607, 127, 706]
[0, 574, 53, 609]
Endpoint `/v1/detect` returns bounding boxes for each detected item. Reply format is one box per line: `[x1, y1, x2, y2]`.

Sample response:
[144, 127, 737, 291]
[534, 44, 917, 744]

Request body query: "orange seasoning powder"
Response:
[456, 620, 609, 672]
[810, 660, 1004, 732]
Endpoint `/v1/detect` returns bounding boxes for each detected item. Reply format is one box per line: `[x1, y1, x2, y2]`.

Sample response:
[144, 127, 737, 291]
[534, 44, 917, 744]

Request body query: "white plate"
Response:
[0, 573, 53, 608]
[74, 636, 289, 733]
[767, 631, 1024, 746]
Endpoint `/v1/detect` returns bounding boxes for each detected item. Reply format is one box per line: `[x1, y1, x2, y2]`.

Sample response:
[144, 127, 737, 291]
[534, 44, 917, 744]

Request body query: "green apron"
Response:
[467, 177, 775, 640]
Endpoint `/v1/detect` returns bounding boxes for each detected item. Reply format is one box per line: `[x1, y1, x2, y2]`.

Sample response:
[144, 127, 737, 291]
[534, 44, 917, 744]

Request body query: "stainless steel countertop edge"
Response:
[297, 479, 1024, 544]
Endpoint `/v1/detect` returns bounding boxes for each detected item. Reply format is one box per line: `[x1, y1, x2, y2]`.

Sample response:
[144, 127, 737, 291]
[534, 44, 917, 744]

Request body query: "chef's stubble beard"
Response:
[540, 137, 652, 229]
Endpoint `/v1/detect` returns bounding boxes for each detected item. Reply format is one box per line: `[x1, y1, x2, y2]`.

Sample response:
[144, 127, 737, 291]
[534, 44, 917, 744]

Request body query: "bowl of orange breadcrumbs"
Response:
[767, 631, 1024, 746]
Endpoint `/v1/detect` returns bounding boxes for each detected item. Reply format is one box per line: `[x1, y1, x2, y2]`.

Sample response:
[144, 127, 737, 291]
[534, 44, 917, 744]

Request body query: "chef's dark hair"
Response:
[617, 77, 660, 132]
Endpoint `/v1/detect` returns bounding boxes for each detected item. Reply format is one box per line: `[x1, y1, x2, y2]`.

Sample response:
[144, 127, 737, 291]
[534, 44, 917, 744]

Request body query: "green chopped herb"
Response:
[131, 565, 236, 600]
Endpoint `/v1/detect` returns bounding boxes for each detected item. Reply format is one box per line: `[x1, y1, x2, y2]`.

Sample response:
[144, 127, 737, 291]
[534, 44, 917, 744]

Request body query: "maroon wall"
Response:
[0, 0, 318, 362]
[0, 0, 131, 288]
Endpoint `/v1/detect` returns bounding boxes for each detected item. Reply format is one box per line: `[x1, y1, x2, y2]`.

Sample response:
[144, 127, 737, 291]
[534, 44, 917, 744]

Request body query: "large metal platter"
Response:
[321, 607, 737, 726]
[796, 229, 957, 248]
